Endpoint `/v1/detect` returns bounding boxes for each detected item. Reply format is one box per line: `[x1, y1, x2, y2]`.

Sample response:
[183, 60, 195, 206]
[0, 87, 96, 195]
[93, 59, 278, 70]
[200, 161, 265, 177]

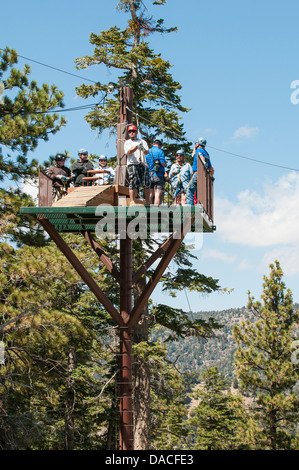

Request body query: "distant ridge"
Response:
[154, 303, 299, 383]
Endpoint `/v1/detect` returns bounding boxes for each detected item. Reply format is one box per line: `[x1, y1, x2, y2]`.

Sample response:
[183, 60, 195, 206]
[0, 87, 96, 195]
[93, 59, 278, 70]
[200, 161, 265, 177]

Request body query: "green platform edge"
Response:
[20, 205, 215, 234]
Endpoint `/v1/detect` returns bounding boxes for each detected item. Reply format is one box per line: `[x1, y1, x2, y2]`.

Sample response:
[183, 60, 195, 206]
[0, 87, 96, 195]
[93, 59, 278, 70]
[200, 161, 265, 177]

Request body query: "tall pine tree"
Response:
[0, 47, 66, 246]
[75, 0, 190, 148]
[73, 0, 223, 449]
[0, 47, 66, 182]
[188, 367, 249, 450]
[233, 261, 299, 450]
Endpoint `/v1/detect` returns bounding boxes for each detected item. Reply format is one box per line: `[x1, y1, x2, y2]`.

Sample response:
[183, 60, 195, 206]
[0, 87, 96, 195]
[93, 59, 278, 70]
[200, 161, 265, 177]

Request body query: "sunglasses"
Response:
[79, 153, 88, 156]
[128, 130, 137, 133]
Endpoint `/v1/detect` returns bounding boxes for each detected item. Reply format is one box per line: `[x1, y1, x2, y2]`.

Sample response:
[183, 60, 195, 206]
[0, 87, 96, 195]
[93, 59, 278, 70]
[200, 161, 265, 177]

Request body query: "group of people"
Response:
[124, 124, 214, 206]
[47, 149, 115, 201]
[47, 125, 214, 205]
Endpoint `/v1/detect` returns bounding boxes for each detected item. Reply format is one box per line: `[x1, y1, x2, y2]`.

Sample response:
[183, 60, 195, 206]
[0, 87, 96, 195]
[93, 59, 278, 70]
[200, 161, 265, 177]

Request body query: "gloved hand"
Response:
[56, 175, 67, 181]
[137, 142, 144, 151]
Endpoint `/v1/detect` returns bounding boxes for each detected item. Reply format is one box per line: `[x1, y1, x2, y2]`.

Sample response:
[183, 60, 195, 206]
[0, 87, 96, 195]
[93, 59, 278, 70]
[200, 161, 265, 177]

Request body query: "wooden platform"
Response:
[52, 185, 115, 207]
[20, 205, 215, 234]
[51, 185, 144, 208]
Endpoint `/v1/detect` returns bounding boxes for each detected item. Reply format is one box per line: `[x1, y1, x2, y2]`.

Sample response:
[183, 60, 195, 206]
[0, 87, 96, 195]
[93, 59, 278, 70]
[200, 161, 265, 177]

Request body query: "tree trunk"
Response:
[269, 408, 278, 450]
[132, 277, 151, 450]
[106, 399, 117, 450]
[65, 347, 76, 450]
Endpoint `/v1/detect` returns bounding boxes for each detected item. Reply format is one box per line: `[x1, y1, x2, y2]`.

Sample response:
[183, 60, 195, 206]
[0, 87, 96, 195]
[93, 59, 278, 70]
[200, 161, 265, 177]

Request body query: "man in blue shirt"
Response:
[190, 137, 214, 204]
[192, 138, 214, 176]
[146, 138, 167, 205]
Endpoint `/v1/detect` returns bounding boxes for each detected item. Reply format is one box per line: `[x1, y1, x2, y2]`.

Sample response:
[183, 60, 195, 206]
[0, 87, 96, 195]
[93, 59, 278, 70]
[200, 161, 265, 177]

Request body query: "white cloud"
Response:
[232, 125, 259, 140]
[216, 172, 299, 247]
[202, 248, 236, 263]
[262, 245, 299, 276]
[237, 259, 253, 271]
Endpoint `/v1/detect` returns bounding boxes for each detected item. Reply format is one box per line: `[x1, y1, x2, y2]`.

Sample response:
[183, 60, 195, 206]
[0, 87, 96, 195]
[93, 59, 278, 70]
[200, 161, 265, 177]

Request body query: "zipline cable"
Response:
[4, 51, 299, 172]
[17, 54, 98, 84]
[1, 94, 107, 117]
[126, 106, 299, 173]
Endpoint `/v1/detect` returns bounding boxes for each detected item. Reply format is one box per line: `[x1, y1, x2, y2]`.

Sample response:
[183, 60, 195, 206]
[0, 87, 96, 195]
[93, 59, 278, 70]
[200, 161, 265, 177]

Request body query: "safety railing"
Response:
[196, 159, 214, 223]
[38, 169, 52, 207]
[38, 161, 214, 225]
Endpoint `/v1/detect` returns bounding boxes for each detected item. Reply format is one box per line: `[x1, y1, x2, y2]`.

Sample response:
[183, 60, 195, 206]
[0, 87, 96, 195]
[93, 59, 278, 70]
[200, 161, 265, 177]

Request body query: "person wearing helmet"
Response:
[47, 153, 71, 201]
[70, 148, 94, 187]
[192, 138, 214, 175]
[169, 149, 193, 205]
[146, 138, 167, 205]
[190, 137, 214, 204]
[94, 155, 115, 185]
[124, 124, 150, 205]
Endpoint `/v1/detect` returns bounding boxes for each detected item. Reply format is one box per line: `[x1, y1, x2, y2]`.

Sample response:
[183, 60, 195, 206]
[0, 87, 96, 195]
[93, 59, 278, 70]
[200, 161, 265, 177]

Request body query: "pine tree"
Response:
[0, 239, 119, 449]
[147, 341, 188, 450]
[75, 0, 190, 149]
[188, 367, 249, 450]
[0, 47, 66, 182]
[233, 261, 299, 450]
[0, 188, 48, 247]
[0, 47, 66, 246]
[73, 1, 223, 448]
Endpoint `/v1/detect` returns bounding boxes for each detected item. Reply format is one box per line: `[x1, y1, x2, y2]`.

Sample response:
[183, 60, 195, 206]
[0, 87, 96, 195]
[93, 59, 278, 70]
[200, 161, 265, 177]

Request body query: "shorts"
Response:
[127, 163, 150, 190]
[150, 176, 165, 190]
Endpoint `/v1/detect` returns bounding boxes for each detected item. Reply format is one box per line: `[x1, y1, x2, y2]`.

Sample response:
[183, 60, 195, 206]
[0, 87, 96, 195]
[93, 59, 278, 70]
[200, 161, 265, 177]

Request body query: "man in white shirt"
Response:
[124, 124, 150, 205]
[94, 155, 115, 185]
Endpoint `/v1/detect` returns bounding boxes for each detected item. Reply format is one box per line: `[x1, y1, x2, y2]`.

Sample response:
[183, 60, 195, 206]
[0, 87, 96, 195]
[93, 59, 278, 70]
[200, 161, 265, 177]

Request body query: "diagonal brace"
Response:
[38, 218, 124, 327]
[132, 236, 173, 284]
[83, 230, 120, 282]
[127, 217, 194, 328]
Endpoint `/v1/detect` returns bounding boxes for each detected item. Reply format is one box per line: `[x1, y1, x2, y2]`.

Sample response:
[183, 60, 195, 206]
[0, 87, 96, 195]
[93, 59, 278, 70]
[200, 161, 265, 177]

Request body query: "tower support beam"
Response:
[39, 218, 124, 328]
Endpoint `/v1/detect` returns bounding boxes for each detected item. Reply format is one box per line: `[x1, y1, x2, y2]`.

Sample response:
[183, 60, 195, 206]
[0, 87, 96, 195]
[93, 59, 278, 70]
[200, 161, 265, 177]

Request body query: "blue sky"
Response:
[2, 0, 299, 312]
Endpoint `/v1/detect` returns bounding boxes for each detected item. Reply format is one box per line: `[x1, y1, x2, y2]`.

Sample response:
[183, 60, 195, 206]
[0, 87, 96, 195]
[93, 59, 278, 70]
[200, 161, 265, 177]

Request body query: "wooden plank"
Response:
[38, 169, 52, 207]
[114, 185, 130, 196]
[52, 186, 115, 207]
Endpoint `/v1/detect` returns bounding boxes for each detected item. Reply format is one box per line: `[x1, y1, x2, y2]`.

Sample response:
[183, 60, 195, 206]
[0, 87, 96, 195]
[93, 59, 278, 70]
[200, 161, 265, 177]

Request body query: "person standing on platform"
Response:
[191, 137, 214, 204]
[94, 155, 115, 185]
[169, 149, 193, 205]
[146, 138, 167, 205]
[47, 153, 71, 201]
[70, 149, 94, 187]
[124, 124, 150, 205]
